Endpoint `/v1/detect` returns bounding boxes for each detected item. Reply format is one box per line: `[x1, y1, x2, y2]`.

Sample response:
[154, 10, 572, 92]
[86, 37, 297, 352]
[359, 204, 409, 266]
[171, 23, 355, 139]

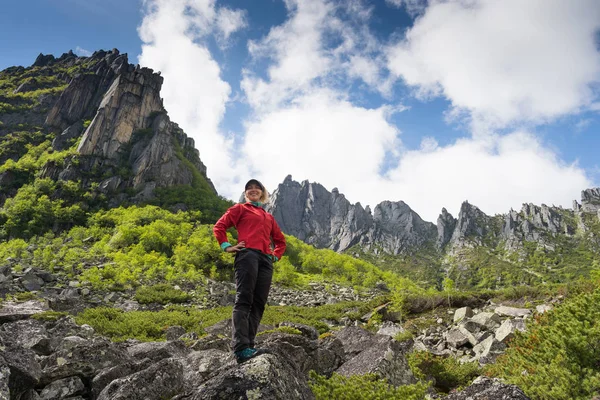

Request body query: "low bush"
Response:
[309, 372, 429, 400]
[408, 351, 480, 393]
[134, 284, 192, 305]
[486, 287, 600, 400]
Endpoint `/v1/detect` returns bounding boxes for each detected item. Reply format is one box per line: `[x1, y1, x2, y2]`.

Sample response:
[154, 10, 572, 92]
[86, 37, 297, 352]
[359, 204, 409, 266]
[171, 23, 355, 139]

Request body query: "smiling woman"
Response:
[212, 178, 286, 364]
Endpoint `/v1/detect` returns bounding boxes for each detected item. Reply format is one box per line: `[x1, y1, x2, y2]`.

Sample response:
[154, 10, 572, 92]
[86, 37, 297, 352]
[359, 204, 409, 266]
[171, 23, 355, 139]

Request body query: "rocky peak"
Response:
[449, 201, 492, 248]
[2, 48, 216, 207]
[370, 201, 436, 255]
[437, 208, 457, 249]
[581, 188, 600, 213]
[267, 177, 436, 254]
[266, 177, 372, 251]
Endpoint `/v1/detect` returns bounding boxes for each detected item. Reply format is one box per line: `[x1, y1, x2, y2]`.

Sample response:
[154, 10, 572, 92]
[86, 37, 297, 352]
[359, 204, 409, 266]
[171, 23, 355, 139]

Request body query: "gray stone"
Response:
[190, 353, 314, 400]
[97, 358, 184, 400]
[535, 304, 553, 314]
[40, 376, 85, 400]
[472, 336, 506, 363]
[495, 319, 526, 343]
[495, 306, 531, 318]
[183, 349, 230, 388]
[336, 336, 415, 386]
[21, 273, 45, 291]
[165, 326, 187, 341]
[376, 321, 405, 337]
[92, 359, 153, 398]
[0, 362, 9, 400]
[454, 307, 473, 323]
[41, 336, 130, 384]
[127, 340, 190, 362]
[190, 334, 230, 353]
[445, 327, 470, 348]
[470, 312, 501, 329]
[332, 326, 376, 359]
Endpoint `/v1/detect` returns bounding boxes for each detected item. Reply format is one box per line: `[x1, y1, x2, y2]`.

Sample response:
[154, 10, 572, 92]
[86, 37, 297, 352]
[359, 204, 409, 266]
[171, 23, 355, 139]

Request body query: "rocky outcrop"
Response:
[1, 48, 217, 208]
[581, 188, 600, 213]
[266, 176, 373, 251]
[437, 208, 457, 248]
[266, 176, 435, 254]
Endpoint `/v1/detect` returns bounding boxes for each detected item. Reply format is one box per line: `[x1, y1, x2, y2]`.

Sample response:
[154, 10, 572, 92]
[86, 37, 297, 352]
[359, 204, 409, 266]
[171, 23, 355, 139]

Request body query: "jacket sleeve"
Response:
[271, 218, 287, 260]
[213, 204, 242, 246]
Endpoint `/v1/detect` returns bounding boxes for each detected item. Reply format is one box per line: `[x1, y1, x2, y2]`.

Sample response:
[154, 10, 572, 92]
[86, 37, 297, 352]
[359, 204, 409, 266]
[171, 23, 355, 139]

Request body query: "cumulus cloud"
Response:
[137, 0, 248, 195]
[237, 0, 593, 221]
[376, 131, 591, 221]
[135, 0, 595, 222]
[387, 0, 600, 130]
[242, 88, 400, 196]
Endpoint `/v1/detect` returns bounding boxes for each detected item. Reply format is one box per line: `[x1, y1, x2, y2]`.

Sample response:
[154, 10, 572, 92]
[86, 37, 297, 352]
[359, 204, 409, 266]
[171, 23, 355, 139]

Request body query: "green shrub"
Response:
[32, 311, 69, 321]
[309, 372, 429, 400]
[486, 287, 600, 400]
[393, 330, 414, 342]
[408, 351, 480, 393]
[134, 284, 192, 304]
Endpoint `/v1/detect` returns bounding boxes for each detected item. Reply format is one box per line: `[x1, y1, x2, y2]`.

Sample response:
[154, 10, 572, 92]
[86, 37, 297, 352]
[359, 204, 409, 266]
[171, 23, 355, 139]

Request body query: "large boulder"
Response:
[126, 340, 190, 362]
[41, 336, 130, 384]
[336, 336, 415, 386]
[189, 353, 314, 400]
[91, 358, 153, 399]
[97, 358, 184, 400]
[0, 300, 49, 323]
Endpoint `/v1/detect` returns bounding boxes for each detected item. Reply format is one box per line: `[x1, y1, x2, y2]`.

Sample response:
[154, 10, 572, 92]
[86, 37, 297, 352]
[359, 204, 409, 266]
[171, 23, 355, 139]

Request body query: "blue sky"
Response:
[2, 0, 600, 221]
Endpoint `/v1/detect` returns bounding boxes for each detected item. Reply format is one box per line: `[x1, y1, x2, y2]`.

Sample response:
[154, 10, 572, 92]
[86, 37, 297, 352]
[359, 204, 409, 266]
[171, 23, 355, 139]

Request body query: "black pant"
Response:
[232, 249, 273, 353]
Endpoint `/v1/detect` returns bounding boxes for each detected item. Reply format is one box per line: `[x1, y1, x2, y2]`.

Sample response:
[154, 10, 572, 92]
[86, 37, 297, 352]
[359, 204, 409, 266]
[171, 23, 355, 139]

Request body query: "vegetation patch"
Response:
[134, 283, 192, 305]
[309, 372, 429, 400]
[408, 351, 480, 393]
[486, 286, 600, 400]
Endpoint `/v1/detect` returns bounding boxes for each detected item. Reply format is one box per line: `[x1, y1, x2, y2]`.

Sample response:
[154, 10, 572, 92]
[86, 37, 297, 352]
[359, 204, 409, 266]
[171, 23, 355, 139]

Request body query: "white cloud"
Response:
[242, 88, 400, 196]
[237, 0, 593, 221]
[75, 46, 92, 57]
[385, 0, 428, 16]
[387, 0, 600, 130]
[137, 0, 247, 195]
[216, 8, 247, 41]
[375, 131, 592, 221]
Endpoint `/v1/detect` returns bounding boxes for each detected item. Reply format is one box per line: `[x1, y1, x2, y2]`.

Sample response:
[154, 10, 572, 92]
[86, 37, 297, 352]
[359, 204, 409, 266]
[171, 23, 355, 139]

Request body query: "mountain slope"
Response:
[0, 49, 230, 238]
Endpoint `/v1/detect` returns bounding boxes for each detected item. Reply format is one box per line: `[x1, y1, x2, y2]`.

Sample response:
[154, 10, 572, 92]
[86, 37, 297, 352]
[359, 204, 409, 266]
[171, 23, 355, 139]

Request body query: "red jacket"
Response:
[213, 203, 286, 260]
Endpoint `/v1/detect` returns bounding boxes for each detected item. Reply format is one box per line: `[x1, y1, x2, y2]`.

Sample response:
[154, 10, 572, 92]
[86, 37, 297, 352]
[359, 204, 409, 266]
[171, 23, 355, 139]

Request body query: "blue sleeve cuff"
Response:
[221, 242, 232, 251]
[268, 255, 279, 262]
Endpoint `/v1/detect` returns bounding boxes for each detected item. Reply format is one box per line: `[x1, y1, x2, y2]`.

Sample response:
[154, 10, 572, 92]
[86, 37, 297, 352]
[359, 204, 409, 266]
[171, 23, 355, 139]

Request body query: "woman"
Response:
[213, 179, 286, 364]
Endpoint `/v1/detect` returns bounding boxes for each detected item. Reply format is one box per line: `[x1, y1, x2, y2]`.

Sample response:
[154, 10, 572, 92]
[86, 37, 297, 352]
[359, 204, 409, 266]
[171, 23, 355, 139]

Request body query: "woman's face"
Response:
[245, 184, 263, 202]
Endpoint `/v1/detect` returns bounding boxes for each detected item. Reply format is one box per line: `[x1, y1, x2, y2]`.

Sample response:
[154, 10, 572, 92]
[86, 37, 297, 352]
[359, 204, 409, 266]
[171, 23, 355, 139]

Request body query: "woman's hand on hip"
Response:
[226, 241, 246, 253]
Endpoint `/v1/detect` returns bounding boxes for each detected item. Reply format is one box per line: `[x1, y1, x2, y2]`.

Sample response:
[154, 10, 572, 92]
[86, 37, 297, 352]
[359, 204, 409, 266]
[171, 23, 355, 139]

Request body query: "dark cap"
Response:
[245, 179, 265, 191]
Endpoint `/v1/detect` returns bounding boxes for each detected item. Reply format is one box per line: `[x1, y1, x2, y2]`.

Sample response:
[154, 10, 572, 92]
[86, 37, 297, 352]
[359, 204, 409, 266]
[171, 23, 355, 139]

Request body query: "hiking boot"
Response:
[234, 348, 272, 364]
[234, 348, 258, 364]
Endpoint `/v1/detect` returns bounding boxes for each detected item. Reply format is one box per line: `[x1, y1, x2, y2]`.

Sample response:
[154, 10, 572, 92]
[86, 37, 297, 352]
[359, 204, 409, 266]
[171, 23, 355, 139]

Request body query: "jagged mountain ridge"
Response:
[0, 49, 220, 213]
[267, 175, 600, 287]
[268, 175, 599, 253]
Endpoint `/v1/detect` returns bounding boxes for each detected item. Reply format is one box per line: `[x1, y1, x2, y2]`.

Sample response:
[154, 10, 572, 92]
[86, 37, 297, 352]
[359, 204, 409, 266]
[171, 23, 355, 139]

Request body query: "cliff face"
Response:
[0, 49, 216, 207]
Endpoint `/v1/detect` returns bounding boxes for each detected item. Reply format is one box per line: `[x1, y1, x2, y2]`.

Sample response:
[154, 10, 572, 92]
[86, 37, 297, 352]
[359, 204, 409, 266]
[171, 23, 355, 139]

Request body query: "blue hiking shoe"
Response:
[234, 348, 258, 364]
[234, 348, 271, 364]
